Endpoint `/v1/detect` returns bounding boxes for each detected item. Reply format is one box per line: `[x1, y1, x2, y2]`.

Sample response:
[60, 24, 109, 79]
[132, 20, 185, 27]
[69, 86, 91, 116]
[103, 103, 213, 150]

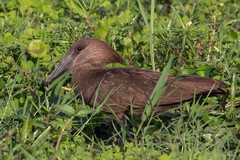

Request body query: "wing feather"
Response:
[83, 68, 226, 115]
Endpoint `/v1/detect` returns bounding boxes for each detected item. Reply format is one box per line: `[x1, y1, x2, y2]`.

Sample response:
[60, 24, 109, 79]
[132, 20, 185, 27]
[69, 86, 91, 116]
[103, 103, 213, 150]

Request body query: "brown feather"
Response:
[72, 68, 227, 117]
[45, 38, 228, 120]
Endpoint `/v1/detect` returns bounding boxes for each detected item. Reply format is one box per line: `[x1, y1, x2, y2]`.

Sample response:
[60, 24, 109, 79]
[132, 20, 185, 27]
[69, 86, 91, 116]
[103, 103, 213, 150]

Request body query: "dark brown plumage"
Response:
[45, 38, 227, 120]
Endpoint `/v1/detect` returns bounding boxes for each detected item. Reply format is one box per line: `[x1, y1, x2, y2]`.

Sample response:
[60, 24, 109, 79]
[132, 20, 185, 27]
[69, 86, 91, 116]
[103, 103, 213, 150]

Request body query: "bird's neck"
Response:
[71, 66, 105, 98]
[72, 66, 97, 84]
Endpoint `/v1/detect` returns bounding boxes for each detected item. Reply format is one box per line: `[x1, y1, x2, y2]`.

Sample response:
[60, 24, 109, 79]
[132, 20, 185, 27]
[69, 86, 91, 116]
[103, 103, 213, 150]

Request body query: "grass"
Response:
[0, 0, 240, 159]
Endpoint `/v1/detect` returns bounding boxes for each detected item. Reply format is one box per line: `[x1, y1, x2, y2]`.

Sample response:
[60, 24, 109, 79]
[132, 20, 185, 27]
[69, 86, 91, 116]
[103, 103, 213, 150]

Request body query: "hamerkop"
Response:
[45, 38, 227, 121]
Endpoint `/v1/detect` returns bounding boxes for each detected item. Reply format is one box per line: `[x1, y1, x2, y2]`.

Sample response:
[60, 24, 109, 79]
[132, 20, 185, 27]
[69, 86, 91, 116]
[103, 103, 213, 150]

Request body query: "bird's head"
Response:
[45, 38, 124, 84]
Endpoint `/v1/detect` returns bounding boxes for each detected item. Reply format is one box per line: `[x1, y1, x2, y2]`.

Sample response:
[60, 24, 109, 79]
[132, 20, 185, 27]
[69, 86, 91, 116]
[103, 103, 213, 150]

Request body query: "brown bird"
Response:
[45, 38, 227, 121]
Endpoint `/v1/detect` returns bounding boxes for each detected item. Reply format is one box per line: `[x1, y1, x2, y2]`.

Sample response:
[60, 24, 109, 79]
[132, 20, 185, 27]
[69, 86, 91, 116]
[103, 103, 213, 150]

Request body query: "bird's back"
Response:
[72, 68, 227, 119]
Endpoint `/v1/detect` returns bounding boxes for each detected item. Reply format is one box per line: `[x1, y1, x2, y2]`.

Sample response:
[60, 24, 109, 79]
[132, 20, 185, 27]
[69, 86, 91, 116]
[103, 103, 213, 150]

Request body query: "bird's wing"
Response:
[89, 68, 157, 115]
[158, 75, 226, 105]
[90, 68, 227, 115]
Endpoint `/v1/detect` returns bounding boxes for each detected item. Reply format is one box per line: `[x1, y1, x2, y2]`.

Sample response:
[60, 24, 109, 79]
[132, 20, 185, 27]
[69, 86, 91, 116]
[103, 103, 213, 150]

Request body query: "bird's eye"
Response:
[76, 47, 82, 52]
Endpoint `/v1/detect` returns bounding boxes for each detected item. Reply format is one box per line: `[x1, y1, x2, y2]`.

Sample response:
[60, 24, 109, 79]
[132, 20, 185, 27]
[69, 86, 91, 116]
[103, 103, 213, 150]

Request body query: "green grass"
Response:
[0, 0, 240, 159]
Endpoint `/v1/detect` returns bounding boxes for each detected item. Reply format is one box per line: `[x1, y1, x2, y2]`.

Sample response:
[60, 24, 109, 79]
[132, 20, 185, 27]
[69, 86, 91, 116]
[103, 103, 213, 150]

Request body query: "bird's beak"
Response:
[45, 51, 74, 85]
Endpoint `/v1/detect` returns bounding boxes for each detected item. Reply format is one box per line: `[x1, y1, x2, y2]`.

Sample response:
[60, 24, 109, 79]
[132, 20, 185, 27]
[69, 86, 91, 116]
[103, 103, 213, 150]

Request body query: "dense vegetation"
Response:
[0, 0, 239, 159]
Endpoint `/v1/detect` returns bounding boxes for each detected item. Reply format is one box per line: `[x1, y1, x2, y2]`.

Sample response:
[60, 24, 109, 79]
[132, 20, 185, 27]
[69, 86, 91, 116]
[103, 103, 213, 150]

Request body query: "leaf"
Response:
[94, 19, 110, 40]
[27, 40, 49, 58]
[21, 60, 34, 70]
[19, 0, 32, 15]
[159, 154, 171, 160]
[180, 66, 194, 75]
[225, 29, 238, 42]
[53, 72, 72, 96]
[43, 54, 51, 61]
[76, 108, 95, 117]
[55, 104, 76, 116]
[19, 147, 35, 160]
[4, 32, 16, 45]
[20, 118, 32, 141]
[0, 79, 5, 88]
[31, 126, 51, 149]
[196, 64, 211, 77]
[118, 10, 133, 25]
[142, 56, 173, 122]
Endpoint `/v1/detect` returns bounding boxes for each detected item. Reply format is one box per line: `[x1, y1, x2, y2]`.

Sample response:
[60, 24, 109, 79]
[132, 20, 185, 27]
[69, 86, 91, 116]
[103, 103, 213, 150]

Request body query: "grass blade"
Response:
[31, 126, 51, 149]
[142, 56, 174, 122]
[150, 0, 155, 71]
[137, 0, 149, 30]
[135, 57, 173, 139]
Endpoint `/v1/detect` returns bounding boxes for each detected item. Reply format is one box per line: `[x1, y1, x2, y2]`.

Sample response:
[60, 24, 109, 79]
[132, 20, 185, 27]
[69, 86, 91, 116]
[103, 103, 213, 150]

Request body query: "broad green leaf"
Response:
[21, 60, 34, 70]
[196, 64, 211, 77]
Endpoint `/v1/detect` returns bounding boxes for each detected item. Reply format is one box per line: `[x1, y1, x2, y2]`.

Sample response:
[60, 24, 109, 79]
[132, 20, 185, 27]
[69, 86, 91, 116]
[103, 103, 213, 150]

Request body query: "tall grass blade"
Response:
[137, 0, 149, 30]
[150, 0, 155, 71]
[135, 57, 173, 139]
[142, 56, 174, 122]
[19, 147, 35, 160]
[137, 0, 156, 70]
[230, 73, 236, 108]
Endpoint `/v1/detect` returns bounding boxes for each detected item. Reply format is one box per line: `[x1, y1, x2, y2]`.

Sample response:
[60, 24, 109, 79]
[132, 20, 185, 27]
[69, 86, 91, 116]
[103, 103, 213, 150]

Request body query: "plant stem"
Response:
[150, 0, 155, 71]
